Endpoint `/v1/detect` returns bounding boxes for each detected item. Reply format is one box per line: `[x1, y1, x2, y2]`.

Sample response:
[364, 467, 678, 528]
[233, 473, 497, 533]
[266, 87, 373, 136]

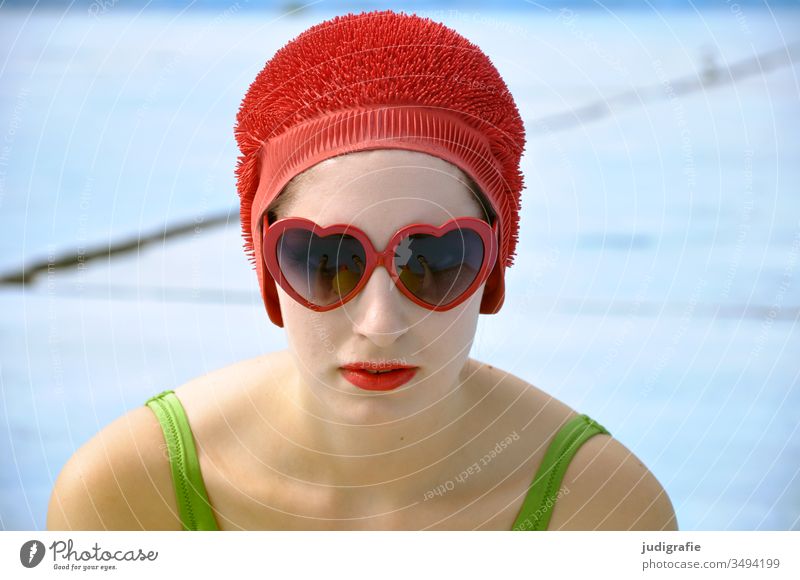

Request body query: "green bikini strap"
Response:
[512, 413, 610, 531]
[145, 390, 219, 531]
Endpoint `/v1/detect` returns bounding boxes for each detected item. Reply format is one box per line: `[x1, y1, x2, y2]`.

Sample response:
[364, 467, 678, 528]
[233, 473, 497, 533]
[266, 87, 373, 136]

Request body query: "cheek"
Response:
[279, 291, 340, 364]
[446, 282, 483, 333]
[417, 289, 482, 361]
[277, 282, 483, 369]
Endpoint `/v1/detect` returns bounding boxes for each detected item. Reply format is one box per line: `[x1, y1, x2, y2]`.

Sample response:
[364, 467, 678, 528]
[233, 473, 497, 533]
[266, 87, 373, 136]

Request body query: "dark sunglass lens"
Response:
[276, 229, 366, 306]
[394, 229, 484, 306]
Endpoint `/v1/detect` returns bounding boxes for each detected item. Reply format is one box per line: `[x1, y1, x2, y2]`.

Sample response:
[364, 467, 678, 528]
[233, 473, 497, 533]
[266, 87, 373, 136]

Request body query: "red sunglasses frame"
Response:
[262, 216, 499, 312]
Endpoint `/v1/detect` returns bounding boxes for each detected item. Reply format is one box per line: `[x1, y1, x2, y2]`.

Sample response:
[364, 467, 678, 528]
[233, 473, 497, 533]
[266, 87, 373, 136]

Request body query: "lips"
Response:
[339, 362, 418, 391]
[341, 362, 416, 372]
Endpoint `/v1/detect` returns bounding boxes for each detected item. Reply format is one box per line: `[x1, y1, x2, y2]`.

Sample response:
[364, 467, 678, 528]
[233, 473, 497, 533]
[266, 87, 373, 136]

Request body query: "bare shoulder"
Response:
[465, 357, 577, 425]
[47, 404, 183, 531]
[547, 432, 679, 531]
[467, 359, 677, 531]
[46, 351, 291, 532]
[175, 349, 291, 399]
[172, 349, 293, 428]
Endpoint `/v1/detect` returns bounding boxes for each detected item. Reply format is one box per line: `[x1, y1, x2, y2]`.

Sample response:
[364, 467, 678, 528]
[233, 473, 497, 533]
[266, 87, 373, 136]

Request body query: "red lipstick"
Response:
[339, 362, 418, 391]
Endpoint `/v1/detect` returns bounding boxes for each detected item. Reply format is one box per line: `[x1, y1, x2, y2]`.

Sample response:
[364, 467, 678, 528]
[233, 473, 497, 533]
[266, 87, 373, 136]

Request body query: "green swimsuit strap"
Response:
[512, 413, 610, 531]
[145, 389, 219, 531]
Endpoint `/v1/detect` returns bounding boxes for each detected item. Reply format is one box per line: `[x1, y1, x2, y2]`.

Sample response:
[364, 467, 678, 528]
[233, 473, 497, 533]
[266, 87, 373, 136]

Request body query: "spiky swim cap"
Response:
[234, 9, 526, 327]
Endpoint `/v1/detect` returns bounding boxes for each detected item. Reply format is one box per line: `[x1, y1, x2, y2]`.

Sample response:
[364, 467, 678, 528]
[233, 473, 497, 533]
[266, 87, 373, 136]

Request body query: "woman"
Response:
[47, 10, 677, 531]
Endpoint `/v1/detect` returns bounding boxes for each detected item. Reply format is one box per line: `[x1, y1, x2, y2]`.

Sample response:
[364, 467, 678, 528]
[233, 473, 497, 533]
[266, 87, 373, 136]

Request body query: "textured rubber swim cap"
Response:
[234, 9, 526, 327]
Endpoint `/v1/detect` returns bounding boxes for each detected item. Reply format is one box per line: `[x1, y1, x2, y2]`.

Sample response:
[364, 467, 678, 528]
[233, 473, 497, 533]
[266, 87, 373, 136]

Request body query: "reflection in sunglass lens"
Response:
[393, 229, 484, 306]
[276, 229, 366, 306]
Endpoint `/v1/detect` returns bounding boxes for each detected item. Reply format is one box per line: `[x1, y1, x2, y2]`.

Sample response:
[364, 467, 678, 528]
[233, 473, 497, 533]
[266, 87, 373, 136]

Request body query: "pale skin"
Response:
[47, 150, 678, 531]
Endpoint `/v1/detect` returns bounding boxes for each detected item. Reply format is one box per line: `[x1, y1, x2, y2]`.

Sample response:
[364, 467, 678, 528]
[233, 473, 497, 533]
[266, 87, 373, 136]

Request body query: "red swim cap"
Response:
[234, 9, 526, 327]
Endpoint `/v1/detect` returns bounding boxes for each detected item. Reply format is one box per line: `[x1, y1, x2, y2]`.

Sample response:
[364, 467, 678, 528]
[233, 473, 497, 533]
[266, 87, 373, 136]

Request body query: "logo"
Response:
[20, 540, 46, 568]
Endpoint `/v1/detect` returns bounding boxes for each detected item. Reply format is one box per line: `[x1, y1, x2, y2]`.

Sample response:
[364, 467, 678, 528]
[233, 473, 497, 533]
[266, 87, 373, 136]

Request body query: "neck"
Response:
[281, 357, 484, 504]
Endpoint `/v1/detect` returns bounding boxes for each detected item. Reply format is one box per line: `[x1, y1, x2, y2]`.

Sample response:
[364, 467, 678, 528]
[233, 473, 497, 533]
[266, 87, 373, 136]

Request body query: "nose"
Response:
[349, 264, 410, 348]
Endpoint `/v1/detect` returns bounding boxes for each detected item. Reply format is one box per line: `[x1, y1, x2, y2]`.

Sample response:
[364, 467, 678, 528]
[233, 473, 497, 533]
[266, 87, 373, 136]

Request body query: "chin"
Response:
[314, 370, 433, 424]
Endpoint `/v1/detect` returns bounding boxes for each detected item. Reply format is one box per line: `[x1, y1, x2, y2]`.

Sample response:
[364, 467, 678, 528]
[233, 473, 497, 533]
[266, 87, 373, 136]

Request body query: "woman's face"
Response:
[274, 149, 489, 423]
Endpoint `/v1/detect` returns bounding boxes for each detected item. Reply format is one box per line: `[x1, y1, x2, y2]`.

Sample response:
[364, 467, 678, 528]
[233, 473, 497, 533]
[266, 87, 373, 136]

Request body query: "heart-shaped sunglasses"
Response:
[262, 217, 499, 312]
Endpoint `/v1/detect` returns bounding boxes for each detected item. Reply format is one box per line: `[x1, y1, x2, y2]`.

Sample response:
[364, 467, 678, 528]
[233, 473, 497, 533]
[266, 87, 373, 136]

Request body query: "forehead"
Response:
[280, 149, 485, 246]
